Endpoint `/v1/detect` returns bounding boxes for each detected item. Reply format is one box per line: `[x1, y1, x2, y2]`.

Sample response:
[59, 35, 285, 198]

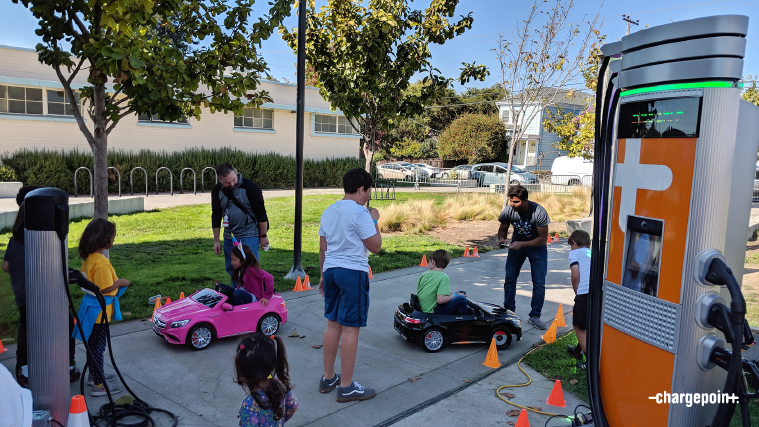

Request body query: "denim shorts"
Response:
[323, 267, 370, 328]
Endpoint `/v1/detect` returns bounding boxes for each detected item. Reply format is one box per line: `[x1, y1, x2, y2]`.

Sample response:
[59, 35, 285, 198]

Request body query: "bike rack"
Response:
[201, 166, 217, 193]
[107, 167, 122, 197]
[130, 167, 148, 196]
[156, 167, 173, 196]
[180, 167, 197, 195]
[74, 167, 93, 198]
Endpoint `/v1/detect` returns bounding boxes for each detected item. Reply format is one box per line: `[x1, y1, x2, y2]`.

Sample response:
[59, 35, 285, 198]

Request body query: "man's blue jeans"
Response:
[224, 236, 260, 285]
[504, 245, 548, 319]
[434, 294, 468, 315]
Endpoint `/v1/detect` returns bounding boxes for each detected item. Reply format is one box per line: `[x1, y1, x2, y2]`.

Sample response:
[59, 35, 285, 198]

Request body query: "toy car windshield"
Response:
[191, 288, 223, 308]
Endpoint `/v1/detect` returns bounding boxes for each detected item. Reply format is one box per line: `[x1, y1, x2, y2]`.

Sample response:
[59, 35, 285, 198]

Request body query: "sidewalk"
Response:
[1, 245, 581, 426]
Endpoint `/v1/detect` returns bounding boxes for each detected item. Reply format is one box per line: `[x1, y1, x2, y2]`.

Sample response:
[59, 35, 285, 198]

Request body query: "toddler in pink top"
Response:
[222, 243, 275, 306]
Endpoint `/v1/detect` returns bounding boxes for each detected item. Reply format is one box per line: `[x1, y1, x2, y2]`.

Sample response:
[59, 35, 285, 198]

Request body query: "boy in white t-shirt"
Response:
[566, 230, 591, 370]
[317, 168, 382, 403]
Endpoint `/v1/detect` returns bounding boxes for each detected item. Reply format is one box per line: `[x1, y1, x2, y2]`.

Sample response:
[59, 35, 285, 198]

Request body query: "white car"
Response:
[412, 163, 441, 178]
[550, 156, 593, 186]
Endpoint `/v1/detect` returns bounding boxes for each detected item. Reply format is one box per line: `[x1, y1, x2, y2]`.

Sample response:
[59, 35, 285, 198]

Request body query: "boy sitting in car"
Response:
[417, 250, 467, 315]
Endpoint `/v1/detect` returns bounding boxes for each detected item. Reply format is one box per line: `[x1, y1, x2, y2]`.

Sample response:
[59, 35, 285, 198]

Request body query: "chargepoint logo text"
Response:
[649, 391, 740, 407]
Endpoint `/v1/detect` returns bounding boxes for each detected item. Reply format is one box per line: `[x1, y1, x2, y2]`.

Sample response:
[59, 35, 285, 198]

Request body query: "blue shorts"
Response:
[323, 267, 370, 328]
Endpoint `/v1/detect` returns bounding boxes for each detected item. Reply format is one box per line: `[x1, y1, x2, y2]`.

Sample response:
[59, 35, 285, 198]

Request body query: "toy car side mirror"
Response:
[222, 303, 234, 311]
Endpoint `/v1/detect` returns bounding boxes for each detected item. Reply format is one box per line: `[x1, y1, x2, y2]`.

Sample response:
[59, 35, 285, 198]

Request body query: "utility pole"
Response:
[622, 14, 639, 35]
[285, 0, 307, 281]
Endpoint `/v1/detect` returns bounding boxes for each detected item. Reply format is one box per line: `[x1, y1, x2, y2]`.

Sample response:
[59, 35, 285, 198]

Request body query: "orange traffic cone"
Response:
[293, 276, 305, 292]
[304, 275, 312, 289]
[547, 380, 567, 407]
[179, 292, 185, 300]
[153, 297, 162, 315]
[546, 233, 552, 244]
[0, 339, 6, 353]
[165, 297, 171, 305]
[554, 233, 560, 242]
[463, 246, 470, 257]
[67, 395, 90, 427]
[555, 304, 566, 327]
[368, 267, 374, 279]
[541, 319, 558, 344]
[419, 254, 428, 267]
[472, 246, 480, 257]
[482, 338, 501, 369]
[515, 409, 531, 427]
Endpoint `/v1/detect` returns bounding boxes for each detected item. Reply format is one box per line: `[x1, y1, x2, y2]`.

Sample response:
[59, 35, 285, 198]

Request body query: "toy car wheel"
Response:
[510, 180, 520, 185]
[421, 328, 446, 352]
[492, 328, 513, 350]
[187, 324, 214, 351]
[258, 314, 280, 336]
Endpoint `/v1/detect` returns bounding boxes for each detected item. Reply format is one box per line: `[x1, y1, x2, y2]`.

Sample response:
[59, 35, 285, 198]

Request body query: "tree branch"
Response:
[53, 63, 95, 148]
[106, 108, 134, 135]
[67, 58, 86, 85]
[71, 12, 91, 39]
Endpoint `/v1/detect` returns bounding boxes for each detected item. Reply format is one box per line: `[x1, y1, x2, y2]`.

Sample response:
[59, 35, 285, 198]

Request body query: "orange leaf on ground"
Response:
[500, 392, 516, 398]
[506, 409, 521, 417]
[312, 345, 323, 349]
[408, 377, 422, 382]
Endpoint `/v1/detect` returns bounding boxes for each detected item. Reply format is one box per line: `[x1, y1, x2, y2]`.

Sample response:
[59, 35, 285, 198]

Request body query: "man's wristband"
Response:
[373, 220, 378, 224]
[261, 234, 267, 238]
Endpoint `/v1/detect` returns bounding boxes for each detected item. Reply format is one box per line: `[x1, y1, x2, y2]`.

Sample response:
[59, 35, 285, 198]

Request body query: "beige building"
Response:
[0, 44, 362, 159]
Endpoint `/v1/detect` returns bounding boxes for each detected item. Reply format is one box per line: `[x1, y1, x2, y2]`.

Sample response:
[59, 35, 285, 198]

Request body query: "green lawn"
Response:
[522, 331, 759, 426]
[0, 192, 480, 342]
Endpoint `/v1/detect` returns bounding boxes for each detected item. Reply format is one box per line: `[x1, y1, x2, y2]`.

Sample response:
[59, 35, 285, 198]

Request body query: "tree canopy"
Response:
[437, 113, 505, 164]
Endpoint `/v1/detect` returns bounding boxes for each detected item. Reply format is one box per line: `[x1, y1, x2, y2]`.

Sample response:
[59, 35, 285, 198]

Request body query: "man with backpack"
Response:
[211, 163, 269, 284]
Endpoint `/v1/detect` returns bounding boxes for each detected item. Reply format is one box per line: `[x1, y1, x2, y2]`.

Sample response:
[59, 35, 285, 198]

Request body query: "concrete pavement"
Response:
[2, 244, 582, 426]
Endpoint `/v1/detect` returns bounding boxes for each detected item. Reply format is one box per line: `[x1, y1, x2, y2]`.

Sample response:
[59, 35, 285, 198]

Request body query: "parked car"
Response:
[550, 156, 593, 186]
[377, 162, 430, 180]
[152, 286, 287, 350]
[469, 163, 538, 187]
[412, 163, 441, 178]
[440, 165, 473, 180]
[393, 294, 522, 352]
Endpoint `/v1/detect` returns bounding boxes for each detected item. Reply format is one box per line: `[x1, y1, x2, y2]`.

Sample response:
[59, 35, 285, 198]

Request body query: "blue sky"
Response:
[1, 0, 758, 92]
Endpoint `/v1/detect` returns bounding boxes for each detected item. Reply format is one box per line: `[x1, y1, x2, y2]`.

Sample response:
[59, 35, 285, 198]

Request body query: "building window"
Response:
[234, 108, 273, 129]
[137, 113, 188, 124]
[0, 85, 43, 115]
[47, 90, 81, 116]
[315, 114, 359, 135]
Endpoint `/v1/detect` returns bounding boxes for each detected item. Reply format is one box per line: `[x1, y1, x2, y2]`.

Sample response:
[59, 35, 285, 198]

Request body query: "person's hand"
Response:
[214, 240, 222, 255]
[319, 276, 325, 297]
[260, 236, 270, 249]
[259, 298, 269, 307]
[510, 241, 524, 251]
[498, 237, 508, 248]
[369, 208, 380, 221]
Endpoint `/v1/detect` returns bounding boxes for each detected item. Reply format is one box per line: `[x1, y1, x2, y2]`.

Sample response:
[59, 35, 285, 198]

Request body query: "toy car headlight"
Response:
[171, 319, 191, 328]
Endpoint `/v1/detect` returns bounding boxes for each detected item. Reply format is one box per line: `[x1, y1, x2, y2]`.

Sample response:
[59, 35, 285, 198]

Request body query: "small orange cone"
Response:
[67, 395, 89, 427]
[463, 246, 470, 257]
[0, 339, 6, 353]
[555, 304, 566, 327]
[304, 275, 312, 289]
[546, 233, 552, 244]
[472, 246, 480, 257]
[419, 254, 428, 267]
[153, 297, 162, 315]
[165, 297, 172, 305]
[554, 233, 560, 242]
[482, 338, 501, 369]
[368, 267, 374, 279]
[547, 380, 567, 407]
[293, 276, 305, 292]
[541, 319, 558, 344]
[179, 292, 185, 300]
[515, 409, 531, 427]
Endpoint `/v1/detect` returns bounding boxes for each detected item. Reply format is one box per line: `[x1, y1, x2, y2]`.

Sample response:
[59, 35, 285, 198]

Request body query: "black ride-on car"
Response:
[394, 294, 522, 352]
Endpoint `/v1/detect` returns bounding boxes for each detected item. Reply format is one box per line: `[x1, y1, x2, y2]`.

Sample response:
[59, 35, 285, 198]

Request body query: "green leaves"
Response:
[437, 113, 505, 164]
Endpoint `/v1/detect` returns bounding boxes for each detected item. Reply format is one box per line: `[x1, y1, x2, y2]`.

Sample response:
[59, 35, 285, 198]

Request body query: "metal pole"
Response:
[285, 0, 307, 280]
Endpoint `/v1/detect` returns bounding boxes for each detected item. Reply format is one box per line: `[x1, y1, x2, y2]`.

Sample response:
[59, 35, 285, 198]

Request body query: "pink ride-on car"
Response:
[152, 286, 288, 350]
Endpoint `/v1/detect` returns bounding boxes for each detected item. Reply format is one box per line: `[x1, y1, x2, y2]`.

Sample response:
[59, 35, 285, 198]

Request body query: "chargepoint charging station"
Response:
[587, 15, 759, 426]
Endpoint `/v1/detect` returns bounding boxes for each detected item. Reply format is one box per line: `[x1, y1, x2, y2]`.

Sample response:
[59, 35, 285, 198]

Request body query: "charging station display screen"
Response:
[618, 97, 701, 139]
[622, 217, 663, 297]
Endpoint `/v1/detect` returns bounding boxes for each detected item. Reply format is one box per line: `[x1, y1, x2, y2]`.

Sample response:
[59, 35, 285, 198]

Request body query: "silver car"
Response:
[377, 162, 430, 180]
[470, 163, 538, 187]
[440, 165, 473, 179]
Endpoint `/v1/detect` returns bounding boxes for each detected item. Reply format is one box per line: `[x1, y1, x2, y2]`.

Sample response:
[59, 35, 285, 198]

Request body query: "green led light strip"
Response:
[620, 81, 734, 97]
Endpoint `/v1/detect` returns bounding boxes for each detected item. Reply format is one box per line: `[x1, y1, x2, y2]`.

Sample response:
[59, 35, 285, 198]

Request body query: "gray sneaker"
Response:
[91, 382, 124, 397]
[336, 381, 376, 403]
[529, 317, 547, 330]
[87, 371, 118, 386]
[319, 374, 341, 393]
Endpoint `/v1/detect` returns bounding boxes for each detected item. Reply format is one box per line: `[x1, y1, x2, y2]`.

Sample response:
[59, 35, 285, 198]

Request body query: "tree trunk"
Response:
[92, 83, 109, 220]
[364, 146, 374, 175]
[502, 136, 518, 209]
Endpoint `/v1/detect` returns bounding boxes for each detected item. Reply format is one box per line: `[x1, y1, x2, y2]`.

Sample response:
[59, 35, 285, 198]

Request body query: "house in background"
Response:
[496, 88, 592, 171]
[0, 44, 362, 159]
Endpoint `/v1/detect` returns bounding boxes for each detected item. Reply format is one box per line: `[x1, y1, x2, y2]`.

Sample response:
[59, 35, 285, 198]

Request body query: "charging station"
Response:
[25, 188, 70, 424]
[587, 15, 759, 427]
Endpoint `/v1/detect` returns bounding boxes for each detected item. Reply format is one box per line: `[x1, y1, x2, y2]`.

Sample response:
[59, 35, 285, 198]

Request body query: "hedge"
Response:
[0, 148, 370, 194]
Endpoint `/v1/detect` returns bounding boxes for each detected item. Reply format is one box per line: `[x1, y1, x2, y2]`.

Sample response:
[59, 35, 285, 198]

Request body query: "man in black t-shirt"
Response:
[497, 185, 551, 329]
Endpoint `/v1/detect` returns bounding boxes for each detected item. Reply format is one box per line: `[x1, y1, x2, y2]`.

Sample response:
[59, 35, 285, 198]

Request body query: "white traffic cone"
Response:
[67, 395, 90, 427]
